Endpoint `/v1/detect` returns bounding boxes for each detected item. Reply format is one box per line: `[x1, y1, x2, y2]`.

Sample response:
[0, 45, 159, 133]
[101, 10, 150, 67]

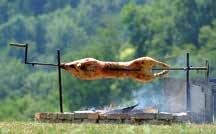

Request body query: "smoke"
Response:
[118, 56, 187, 112]
[128, 80, 168, 112]
[126, 55, 190, 112]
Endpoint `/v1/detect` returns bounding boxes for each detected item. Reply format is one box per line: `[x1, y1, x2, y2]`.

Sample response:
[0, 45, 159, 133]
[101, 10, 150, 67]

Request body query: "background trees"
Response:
[0, 0, 215, 120]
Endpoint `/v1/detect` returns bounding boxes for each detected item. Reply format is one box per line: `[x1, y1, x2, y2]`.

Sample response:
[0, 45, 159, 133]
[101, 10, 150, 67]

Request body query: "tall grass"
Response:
[0, 122, 216, 134]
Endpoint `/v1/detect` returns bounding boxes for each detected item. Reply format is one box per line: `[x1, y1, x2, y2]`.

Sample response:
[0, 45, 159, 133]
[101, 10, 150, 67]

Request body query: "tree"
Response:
[198, 20, 216, 76]
[121, 0, 175, 57]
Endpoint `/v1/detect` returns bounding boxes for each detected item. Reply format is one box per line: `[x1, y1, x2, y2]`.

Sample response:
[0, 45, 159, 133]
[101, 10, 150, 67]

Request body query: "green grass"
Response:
[0, 122, 216, 134]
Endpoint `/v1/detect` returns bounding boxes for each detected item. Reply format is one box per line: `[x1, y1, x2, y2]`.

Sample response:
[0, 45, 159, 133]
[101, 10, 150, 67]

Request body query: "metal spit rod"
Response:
[10, 43, 58, 67]
[152, 67, 207, 71]
[9, 43, 209, 71]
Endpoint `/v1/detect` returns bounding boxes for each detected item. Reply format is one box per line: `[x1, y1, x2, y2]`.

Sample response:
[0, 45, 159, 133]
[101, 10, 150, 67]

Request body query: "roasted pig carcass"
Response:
[61, 57, 169, 82]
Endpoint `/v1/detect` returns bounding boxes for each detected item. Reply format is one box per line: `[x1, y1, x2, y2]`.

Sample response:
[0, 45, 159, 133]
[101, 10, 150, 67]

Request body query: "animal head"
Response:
[61, 58, 102, 80]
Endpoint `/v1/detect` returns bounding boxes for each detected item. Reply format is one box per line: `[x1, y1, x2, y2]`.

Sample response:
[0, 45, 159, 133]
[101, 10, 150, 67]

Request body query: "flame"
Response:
[143, 107, 159, 113]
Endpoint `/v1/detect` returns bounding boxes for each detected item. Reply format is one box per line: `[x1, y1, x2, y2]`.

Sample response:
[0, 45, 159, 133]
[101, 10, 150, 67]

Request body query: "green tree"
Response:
[121, 0, 176, 57]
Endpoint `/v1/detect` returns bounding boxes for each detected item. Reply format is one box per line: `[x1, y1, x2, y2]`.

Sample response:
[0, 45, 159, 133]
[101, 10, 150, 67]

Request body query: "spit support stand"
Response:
[152, 53, 209, 112]
[10, 43, 63, 113]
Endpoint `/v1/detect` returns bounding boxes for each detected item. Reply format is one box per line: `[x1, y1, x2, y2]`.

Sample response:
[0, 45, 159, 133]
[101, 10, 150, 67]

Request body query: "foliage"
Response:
[0, 0, 215, 120]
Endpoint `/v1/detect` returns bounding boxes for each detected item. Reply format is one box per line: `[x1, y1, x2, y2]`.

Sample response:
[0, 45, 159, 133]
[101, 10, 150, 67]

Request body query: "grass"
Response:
[0, 122, 216, 134]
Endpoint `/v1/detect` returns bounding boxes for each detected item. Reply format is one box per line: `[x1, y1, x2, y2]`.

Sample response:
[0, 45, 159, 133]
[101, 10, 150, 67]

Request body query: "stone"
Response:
[71, 119, 83, 123]
[156, 112, 173, 120]
[73, 111, 99, 119]
[172, 112, 189, 123]
[173, 115, 189, 123]
[35, 113, 41, 121]
[57, 113, 74, 120]
[74, 111, 88, 119]
[99, 114, 107, 120]
[35, 112, 48, 120]
[99, 119, 122, 124]
[59, 119, 72, 124]
[83, 119, 98, 123]
[87, 113, 99, 119]
[131, 113, 156, 120]
[47, 112, 58, 120]
[106, 113, 129, 120]
[64, 113, 75, 120]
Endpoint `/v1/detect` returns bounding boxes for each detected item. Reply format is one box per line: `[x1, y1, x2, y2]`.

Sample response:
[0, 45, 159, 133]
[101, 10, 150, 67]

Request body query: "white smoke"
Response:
[131, 80, 168, 112]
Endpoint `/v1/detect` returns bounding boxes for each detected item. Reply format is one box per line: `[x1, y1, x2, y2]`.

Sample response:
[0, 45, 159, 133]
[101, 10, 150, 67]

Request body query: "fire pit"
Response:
[35, 105, 189, 124]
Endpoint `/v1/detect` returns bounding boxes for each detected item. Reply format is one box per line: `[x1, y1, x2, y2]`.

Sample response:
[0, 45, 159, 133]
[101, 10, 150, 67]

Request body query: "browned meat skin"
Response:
[61, 57, 169, 82]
